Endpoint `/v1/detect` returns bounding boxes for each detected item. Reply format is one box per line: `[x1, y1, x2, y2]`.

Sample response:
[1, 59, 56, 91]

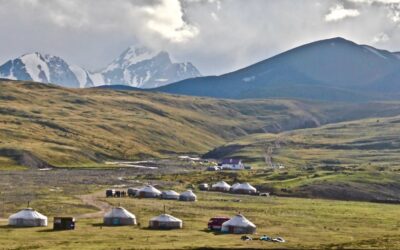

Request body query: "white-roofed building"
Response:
[221, 214, 256, 234]
[211, 181, 231, 192]
[136, 185, 162, 198]
[179, 190, 197, 202]
[8, 208, 48, 227]
[149, 214, 182, 229]
[161, 190, 180, 200]
[103, 207, 136, 226]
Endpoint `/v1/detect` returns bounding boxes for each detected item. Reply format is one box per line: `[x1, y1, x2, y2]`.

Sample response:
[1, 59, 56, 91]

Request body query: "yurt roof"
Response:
[233, 183, 257, 191]
[222, 214, 256, 228]
[150, 214, 182, 223]
[212, 181, 231, 188]
[180, 190, 196, 198]
[104, 207, 136, 219]
[9, 208, 47, 220]
[162, 190, 180, 196]
[231, 183, 241, 189]
[138, 185, 162, 194]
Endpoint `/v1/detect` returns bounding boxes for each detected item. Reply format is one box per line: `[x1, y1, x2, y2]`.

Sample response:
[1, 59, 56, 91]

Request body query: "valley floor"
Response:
[0, 168, 399, 249]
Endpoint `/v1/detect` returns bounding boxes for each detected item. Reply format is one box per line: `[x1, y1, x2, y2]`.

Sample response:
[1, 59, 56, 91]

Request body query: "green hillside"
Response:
[204, 116, 400, 201]
[3, 80, 400, 168]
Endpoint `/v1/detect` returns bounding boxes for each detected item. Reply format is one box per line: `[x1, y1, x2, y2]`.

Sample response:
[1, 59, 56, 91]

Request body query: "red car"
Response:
[208, 217, 230, 231]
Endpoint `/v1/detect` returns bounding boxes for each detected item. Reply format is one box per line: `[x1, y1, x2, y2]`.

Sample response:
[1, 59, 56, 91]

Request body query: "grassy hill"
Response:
[3, 80, 400, 168]
[203, 116, 400, 201]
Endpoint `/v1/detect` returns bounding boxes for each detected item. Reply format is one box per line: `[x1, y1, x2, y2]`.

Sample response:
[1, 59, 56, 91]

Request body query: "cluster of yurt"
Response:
[8, 208, 48, 227]
[149, 214, 183, 229]
[210, 181, 258, 195]
[125, 185, 197, 202]
[211, 181, 231, 192]
[221, 214, 256, 234]
[179, 190, 197, 201]
[103, 207, 137, 226]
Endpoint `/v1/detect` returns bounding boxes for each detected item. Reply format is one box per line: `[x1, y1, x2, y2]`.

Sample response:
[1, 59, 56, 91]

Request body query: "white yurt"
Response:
[179, 190, 197, 202]
[221, 214, 256, 234]
[103, 207, 136, 226]
[136, 185, 162, 198]
[230, 183, 241, 191]
[212, 181, 231, 192]
[149, 214, 183, 229]
[161, 190, 180, 200]
[232, 183, 257, 194]
[8, 208, 48, 227]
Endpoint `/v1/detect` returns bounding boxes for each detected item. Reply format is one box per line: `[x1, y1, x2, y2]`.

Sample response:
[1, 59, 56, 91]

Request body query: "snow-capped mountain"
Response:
[0, 47, 201, 89]
[93, 46, 201, 88]
[0, 52, 93, 88]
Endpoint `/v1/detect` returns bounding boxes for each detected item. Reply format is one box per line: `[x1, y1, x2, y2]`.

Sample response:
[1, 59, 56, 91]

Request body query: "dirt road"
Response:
[76, 191, 112, 219]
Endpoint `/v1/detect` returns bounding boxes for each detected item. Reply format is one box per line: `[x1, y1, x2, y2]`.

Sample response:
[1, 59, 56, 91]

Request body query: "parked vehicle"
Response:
[207, 217, 230, 231]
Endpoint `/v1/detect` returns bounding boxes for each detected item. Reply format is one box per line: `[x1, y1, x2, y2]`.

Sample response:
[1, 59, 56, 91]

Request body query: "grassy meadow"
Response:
[1, 190, 400, 249]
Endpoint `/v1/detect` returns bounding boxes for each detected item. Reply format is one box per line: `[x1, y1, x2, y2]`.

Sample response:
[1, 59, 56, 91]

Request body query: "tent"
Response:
[161, 190, 180, 200]
[136, 185, 162, 198]
[231, 183, 257, 194]
[221, 214, 256, 234]
[149, 214, 182, 229]
[179, 190, 197, 201]
[103, 207, 136, 226]
[230, 183, 240, 191]
[8, 208, 48, 227]
[212, 181, 231, 192]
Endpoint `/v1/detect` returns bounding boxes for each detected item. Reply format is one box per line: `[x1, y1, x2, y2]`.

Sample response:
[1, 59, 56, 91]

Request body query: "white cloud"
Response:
[0, 0, 400, 75]
[143, 0, 199, 42]
[325, 4, 360, 22]
[373, 32, 390, 43]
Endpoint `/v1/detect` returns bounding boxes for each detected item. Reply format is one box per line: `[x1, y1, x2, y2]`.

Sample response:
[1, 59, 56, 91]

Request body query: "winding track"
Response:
[75, 191, 112, 219]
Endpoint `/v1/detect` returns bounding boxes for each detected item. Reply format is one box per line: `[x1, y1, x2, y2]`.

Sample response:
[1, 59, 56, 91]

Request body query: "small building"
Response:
[211, 181, 231, 192]
[149, 214, 182, 230]
[53, 217, 75, 230]
[221, 214, 256, 234]
[136, 185, 162, 198]
[220, 159, 244, 170]
[8, 208, 48, 227]
[161, 190, 180, 200]
[103, 207, 137, 226]
[208, 217, 230, 231]
[179, 190, 197, 202]
[231, 183, 257, 194]
[198, 183, 209, 191]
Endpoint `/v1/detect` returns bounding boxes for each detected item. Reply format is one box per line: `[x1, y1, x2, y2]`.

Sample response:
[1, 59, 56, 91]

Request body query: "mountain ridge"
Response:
[156, 37, 400, 102]
[0, 47, 201, 89]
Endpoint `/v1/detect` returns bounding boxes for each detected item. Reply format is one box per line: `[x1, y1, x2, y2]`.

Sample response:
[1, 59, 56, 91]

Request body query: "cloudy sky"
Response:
[0, 0, 400, 75]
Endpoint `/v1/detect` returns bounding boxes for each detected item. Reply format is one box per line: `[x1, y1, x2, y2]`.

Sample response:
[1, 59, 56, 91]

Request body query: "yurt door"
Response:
[229, 226, 234, 233]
